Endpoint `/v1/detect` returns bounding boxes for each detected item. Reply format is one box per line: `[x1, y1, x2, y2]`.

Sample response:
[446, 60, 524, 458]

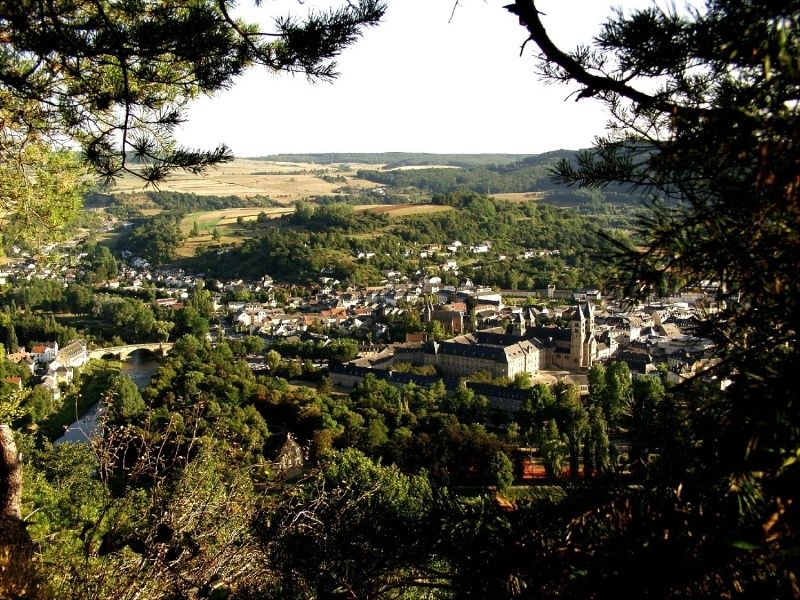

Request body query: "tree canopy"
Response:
[0, 0, 385, 240]
[3, 2, 800, 597]
[507, 0, 800, 595]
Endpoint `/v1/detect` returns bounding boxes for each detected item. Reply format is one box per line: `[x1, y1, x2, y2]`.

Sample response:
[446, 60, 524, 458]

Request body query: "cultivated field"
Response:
[106, 159, 457, 258]
[490, 192, 545, 202]
[490, 192, 544, 202]
[357, 203, 454, 217]
[110, 158, 381, 202]
[384, 165, 462, 171]
[177, 206, 294, 257]
[180, 207, 293, 234]
[174, 203, 453, 257]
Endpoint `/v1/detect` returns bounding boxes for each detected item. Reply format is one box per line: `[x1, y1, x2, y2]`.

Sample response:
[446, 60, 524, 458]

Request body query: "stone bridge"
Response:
[88, 343, 174, 361]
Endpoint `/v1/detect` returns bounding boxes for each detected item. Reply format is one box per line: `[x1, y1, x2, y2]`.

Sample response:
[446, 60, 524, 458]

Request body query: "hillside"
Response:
[106, 158, 381, 202]
[98, 151, 645, 210]
[254, 152, 543, 168]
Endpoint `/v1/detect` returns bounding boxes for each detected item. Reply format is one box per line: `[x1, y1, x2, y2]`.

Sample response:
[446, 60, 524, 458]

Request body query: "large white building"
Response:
[56, 339, 88, 368]
[393, 304, 599, 380]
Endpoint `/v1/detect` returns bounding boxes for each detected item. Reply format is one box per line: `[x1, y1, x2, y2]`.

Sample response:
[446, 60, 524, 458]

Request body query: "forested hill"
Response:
[252, 151, 569, 168]
[355, 154, 644, 206]
[254, 151, 645, 205]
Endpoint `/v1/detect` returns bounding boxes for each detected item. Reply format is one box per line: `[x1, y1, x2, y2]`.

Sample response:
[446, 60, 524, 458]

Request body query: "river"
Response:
[55, 354, 161, 444]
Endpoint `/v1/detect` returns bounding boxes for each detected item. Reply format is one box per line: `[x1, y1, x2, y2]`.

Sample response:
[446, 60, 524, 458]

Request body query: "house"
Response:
[441, 260, 458, 272]
[47, 361, 74, 383]
[2, 377, 22, 390]
[422, 303, 465, 335]
[155, 298, 182, 309]
[30, 342, 58, 364]
[273, 433, 304, 479]
[425, 275, 442, 286]
[6, 352, 35, 374]
[39, 376, 61, 400]
[618, 348, 658, 376]
[236, 307, 269, 328]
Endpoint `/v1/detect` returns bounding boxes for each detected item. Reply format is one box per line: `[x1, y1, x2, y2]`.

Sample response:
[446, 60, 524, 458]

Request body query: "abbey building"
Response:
[397, 303, 599, 379]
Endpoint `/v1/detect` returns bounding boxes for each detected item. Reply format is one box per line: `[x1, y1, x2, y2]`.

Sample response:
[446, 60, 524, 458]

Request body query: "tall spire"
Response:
[573, 303, 585, 321]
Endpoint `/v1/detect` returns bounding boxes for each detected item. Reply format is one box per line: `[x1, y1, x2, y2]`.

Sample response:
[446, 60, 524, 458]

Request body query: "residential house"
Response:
[30, 342, 58, 364]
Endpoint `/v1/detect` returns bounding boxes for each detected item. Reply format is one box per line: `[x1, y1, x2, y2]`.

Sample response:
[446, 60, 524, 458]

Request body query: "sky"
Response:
[175, 0, 657, 157]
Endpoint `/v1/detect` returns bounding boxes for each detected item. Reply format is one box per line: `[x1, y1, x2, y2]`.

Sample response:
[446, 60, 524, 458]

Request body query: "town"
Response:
[1, 218, 721, 429]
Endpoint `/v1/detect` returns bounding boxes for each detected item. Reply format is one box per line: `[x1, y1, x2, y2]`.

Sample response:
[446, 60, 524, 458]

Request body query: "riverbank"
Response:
[54, 355, 161, 444]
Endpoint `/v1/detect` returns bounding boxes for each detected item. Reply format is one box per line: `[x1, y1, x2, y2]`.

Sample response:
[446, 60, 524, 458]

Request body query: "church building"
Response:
[401, 303, 598, 379]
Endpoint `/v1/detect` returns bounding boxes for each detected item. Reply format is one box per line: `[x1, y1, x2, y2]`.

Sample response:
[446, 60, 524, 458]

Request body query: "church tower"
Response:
[513, 311, 526, 337]
[570, 304, 586, 368]
[570, 302, 596, 368]
[422, 302, 433, 324]
[582, 302, 596, 368]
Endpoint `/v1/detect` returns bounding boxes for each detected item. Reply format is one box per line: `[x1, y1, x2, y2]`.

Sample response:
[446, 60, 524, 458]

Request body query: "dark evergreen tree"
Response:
[506, 0, 800, 595]
[5, 324, 18, 354]
[0, 0, 386, 183]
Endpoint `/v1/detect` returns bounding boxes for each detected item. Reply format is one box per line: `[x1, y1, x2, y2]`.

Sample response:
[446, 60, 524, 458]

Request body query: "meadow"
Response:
[487, 192, 545, 202]
[355, 204, 453, 217]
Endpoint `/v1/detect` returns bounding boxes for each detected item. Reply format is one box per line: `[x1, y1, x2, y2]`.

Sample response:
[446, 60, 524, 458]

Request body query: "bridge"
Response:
[88, 343, 174, 361]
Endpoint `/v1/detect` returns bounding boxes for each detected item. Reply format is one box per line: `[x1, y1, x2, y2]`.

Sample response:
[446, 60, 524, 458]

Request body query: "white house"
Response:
[30, 342, 58, 364]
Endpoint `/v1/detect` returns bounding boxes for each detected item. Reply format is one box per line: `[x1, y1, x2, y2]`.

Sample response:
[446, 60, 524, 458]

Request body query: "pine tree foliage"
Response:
[506, 0, 800, 595]
[0, 0, 385, 182]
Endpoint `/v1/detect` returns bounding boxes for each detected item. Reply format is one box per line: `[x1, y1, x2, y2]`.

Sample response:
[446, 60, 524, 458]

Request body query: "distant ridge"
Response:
[250, 151, 578, 169]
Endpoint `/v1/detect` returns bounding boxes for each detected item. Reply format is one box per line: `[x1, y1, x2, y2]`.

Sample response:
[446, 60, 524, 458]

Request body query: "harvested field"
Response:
[176, 206, 294, 258]
[110, 158, 381, 202]
[180, 207, 292, 233]
[490, 192, 545, 202]
[385, 165, 461, 171]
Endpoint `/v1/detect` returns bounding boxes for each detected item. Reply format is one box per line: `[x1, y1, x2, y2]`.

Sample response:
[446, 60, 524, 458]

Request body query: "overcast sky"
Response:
[175, 0, 657, 157]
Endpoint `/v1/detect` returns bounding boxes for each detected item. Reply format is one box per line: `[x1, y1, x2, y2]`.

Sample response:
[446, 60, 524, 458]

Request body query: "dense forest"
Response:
[85, 191, 278, 214]
[358, 155, 645, 206]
